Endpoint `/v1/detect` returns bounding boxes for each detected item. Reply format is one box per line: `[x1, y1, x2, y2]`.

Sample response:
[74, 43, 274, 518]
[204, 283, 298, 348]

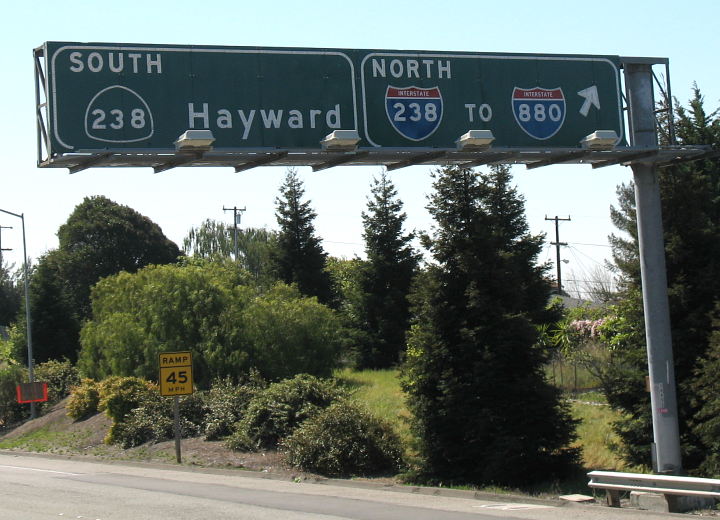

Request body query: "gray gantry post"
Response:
[624, 61, 682, 473]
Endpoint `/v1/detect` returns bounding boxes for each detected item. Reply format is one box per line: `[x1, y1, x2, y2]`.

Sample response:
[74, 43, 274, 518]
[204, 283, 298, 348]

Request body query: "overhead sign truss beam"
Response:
[386, 151, 447, 172]
[312, 151, 370, 172]
[39, 145, 710, 173]
[591, 150, 659, 169]
[234, 152, 289, 173]
[525, 150, 592, 170]
[153, 152, 205, 174]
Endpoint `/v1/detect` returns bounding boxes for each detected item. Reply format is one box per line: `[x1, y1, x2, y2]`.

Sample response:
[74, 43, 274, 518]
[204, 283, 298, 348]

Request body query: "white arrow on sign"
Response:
[577, 85, 600, 116]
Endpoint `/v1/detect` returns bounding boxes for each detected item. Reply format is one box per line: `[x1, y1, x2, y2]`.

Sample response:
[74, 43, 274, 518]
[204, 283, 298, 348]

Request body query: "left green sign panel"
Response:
[46, 42, 358, 152]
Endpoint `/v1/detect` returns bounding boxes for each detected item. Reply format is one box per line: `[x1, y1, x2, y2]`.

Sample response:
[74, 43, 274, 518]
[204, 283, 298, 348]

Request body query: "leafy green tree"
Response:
[19, 196, 180, 363]
[403, 164, 578, 487]
[272, 169, 334, 305]
[232, 283, 340, 380]
[325, 257, 373, 365]
[183, 219, 234, 259]
[359, 171, 419, 368]
[57, 195, 181, 317]
[603, 88, 720, 470]
[183, 219, 278, 279]
[79, 260, 250, 386]
[78, 260, 341, 386]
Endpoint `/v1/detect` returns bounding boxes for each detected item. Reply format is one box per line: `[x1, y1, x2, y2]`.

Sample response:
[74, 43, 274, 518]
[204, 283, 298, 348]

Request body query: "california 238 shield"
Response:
[512, 87, 566, 140]
[385, 86, 443, 141]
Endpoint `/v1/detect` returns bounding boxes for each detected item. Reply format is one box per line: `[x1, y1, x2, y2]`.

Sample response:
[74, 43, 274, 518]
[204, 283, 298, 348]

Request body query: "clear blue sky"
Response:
[2, 1, 718, 297]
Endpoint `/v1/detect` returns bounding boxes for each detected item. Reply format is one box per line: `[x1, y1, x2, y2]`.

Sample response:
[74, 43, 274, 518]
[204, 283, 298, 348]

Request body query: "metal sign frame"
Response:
[33, 44, 712, 174]
[16, 382, 48, 404]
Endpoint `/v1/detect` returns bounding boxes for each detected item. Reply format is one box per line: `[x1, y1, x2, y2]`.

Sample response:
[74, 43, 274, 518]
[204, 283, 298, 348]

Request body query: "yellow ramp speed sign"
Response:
[159, 351, 193, 396]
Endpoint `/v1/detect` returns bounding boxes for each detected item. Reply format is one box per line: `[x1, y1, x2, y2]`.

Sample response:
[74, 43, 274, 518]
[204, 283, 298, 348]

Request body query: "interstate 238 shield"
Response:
[385, 86, 443, 141]
[512, 87, 566, 140]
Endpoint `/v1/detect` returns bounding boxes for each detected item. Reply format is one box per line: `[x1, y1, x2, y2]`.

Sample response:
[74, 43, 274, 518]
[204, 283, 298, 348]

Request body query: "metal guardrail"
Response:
[588, 470, 720, 509]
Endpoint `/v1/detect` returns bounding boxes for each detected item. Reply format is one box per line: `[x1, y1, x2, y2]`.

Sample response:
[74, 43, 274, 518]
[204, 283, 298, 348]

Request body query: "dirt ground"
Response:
[0, 398, 327, 481]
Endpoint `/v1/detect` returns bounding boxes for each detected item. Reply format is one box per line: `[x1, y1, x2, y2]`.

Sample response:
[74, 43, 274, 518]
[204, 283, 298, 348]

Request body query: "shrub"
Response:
[204, 374, 265, 441]
[283, 400, 403, 477]
[0, 364, 27, 426]
[105, 392, 208, 448]
[226, 374, 344, 451]
[34, 359, 80, 406]
[98, 376, 157, 422]
[106, 398, 173, 447]
[178, 391, 208, 430]
[66, 378, 100, 420]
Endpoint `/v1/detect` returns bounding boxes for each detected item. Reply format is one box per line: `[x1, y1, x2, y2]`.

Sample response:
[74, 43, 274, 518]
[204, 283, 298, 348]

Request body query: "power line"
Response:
[568, 242, 612, 248]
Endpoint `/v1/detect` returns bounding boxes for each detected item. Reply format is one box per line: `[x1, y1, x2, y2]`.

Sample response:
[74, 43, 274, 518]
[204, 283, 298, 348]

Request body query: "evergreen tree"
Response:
[603, 88, 720, 470]
[691, 303, 720, 477]
[0, 263, 21, 327]
[359, 171, 419, 368]
[403, 164, 578, 486]
[272, 169, 333, 305]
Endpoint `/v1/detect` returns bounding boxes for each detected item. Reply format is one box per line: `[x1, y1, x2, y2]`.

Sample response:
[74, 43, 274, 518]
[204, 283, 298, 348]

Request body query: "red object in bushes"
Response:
[16, 382, 48, 403]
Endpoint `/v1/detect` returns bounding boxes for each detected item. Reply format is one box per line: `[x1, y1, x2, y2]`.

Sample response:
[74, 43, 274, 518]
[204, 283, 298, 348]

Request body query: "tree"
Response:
[57, 195, 181, 318]
[403, 164, 578, 487]
[78, 260, 341, 386]
[603, 88, 720, 470]
[183, 219, 234, 259]
[23, 251, 79, 363]
[359, 171, 419, 368]
[0, 263, 21, 327]
[325, 256, 373, 364]
[183, 218, 278, 279]
[21, 196, 180, 363]
[272, 169, 334, 305]
[690, 304, 720, 477]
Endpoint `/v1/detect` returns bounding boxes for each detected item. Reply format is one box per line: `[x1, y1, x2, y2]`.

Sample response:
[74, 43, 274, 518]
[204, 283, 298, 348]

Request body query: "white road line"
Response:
[0, 464, 82, 476]
[474, 503, 554, 511]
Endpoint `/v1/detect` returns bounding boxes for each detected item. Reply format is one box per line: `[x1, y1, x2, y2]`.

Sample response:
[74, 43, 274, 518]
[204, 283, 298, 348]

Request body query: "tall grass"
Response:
[569, 391, 629, 471]
[334, 368, 633, 476]
[333, 368, 414, 449]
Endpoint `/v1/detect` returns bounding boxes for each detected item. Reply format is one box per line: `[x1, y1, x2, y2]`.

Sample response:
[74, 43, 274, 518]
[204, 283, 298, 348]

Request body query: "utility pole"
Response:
[545, 215, 570, 295]
[222, 205, 246, 261]
[0, 225, 12, 266]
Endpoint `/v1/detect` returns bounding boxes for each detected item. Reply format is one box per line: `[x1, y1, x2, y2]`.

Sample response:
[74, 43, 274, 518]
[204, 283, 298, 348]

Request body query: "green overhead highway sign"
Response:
[40, 42, 625, 158]
[361, 52, 624, 148]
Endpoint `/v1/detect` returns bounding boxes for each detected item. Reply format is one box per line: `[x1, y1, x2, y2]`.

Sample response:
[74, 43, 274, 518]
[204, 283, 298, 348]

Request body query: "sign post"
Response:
[158, 351, 193, 463]
[624, 61, 682, 474]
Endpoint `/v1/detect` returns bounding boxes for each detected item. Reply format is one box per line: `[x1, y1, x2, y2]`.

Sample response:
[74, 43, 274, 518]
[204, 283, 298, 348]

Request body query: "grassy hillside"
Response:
[335, 368, 629, 473]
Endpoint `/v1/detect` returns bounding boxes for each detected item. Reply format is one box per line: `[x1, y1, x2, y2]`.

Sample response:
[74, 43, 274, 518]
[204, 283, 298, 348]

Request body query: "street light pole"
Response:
[0, 209, 35, 418]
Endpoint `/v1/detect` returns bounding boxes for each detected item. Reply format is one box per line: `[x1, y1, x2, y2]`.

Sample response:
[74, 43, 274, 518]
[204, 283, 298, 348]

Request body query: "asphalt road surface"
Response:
[0, 452, 679, 519]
